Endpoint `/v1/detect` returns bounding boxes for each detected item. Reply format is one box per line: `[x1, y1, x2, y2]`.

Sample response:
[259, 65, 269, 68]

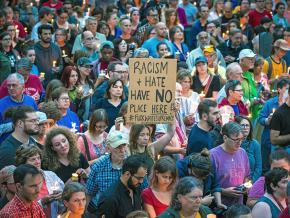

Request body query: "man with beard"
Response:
[0, 73, 38, 144]
[0, 106, 40, 170]
[0, 164, 45, 217]
[142, 22, 174, 58]
[81, 31, 99, 62]
[187, 31, 226, 71]
[34, 24, 63, 87]
[97, 155, 147, 218]
[186, 99, 221, 155]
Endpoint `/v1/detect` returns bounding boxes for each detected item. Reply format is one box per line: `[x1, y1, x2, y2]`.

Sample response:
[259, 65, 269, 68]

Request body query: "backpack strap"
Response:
[81, 134, 91, 161]
[266, 57, 272, 79]
[282, 59, 286, 74]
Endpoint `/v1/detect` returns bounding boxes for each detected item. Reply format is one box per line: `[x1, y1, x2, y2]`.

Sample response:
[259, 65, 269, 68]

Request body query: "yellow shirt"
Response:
[263, 58, 286, 80]
[179, 212, 201, 218]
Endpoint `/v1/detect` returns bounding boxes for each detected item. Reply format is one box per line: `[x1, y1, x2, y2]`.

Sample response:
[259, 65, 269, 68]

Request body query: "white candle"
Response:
[52, 61, 56, 67]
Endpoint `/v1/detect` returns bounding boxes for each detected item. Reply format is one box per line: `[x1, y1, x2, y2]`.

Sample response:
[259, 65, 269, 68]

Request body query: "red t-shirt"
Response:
[248, 9, 272, 28]
[0, 74, 43, 103]
[42, 0, 63, 10]
[141, 187, 169, 216]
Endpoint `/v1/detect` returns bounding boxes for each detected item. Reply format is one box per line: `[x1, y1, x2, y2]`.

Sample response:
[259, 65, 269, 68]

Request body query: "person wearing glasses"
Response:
[77, 109, 109, 165]
[51, 87, 80, 132]
[177, 148, 227, 210]
[210, 122, 250, 207]
[219, 80, 249, 117]
[97, 155, 148, 217]
[158, 176, 213, 218]
[236, 116, 262, 182]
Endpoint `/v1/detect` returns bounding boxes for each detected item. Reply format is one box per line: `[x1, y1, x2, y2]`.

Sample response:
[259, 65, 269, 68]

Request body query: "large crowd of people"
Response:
[0, 0, 290, 217]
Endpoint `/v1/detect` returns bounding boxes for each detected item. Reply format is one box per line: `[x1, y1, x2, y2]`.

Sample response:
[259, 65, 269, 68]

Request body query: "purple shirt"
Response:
[210, 146, 250, 206]
[248, 176, 265, 199]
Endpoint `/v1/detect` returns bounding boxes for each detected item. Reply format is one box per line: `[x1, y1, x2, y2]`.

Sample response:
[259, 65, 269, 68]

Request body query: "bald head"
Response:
[155, 22, 168, 39]
[226, 62, 243, 81]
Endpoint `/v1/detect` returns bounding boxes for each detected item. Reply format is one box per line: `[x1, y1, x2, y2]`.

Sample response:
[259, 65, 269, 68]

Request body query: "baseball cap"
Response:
[107, 131, 128, 148]
[195, 56, 208, 65]
[274, 39, 290, 51]
[0, 165, 16, 184]
[17, 58, 33, 71]
[76, 57, 92, 66]
[99, 41, 114, 51]
[238, 49, 256, 60]
[203, 45, 215, 53]
[36, 111, 54, 124]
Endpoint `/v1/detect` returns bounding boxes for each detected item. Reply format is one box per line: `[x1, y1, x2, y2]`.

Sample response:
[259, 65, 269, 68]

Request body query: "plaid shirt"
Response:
[86, 154, 122, 203]
[0, 194, 46, 218]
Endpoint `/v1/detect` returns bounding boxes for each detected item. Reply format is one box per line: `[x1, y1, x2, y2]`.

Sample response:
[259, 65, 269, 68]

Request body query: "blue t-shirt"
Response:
[232, 104, 240, 116]
[57, 109, 80, 132]
[186, 124, 214, 155]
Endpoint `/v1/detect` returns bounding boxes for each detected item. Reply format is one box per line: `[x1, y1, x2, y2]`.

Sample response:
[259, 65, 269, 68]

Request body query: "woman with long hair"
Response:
[61, 66, 79, 108]
[142, 156, 177, 217]
[77, 109, 109, 165]
[208, 0, 224, 22]
[94, 78, 127, 131]
[15, 145, 64, 218]
[164, 8, 180, 30]
[113, 38, 133, 63]
[42, 127, 90, 183]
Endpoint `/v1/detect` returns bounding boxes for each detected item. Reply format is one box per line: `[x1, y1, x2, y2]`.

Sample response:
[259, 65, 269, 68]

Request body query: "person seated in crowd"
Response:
[97, 155, 148, 217]
[142, 156, 177, 217]
[142, 22, 174, 58]
[42, 127, 90, 183]
[129, 122, 175, 172]
[15, 145, 64, 218]
[51, 87, 80, 132]
[80, 30, 99, 62]
[0, 164, 46, 217]
[219, 80, 249, 117]
[61, 182, 87, 218]
[0, 106, 40, 169]
[252, 167, 289, 218]
[187, 99, 220, 155]
[236, 116, 262, 182]
[191, 56, 221, 100]
[279, 181, 290, 218]
[177, 148, 226, 210]
[247, 150, 290, 208]
[210, 122, 250, 207]
[0, 165, 16, 209]
[94, 78, 127, 131]
[158, 176, 213, 217]
[0, 58, 44, 104]
[258, 78, 289, 173]
[77, 109, 108, 165]
[156, 42, 171, 58]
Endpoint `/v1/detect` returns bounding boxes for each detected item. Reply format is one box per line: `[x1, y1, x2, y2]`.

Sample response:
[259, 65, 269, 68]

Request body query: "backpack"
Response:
[265, 56, 286, 79]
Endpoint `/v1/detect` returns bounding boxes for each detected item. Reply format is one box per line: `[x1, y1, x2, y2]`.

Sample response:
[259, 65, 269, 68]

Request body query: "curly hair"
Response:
[42, 127, 80, 171]
[15, 145, 42, 166]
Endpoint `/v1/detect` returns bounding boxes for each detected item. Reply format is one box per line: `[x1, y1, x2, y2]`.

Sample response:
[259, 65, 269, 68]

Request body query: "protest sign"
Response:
[127, 58, 177, 124]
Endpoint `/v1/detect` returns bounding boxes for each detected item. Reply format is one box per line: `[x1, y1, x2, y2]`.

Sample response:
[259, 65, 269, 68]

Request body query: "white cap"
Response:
[238, 49, 256, 60]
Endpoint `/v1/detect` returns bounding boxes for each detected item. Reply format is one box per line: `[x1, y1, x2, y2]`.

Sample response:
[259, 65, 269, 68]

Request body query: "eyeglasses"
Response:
[80, 65, 91, 69]
[185, 194, 203, 201]
[132, 175, 145, 181]
[227, 135, 244, 143]
[2, 38, 11, 41]
[149, 14, 158, 17]
[85, 37, 94, 41]
[112, 70, 128, 74]
[240, 124, 250, 128]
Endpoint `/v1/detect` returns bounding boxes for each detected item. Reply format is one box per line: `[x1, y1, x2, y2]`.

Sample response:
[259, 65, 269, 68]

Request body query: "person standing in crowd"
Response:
[97, 155, 147, 217]
[210, 122, 250, 207]
[80, 31, 99, 62]
[258, 78, 289, 173]
[142, 156, 177, 217]
[219, 80, 249, 117]
[270, 86, 290, 153]
[252, 167, 289, 218]
[0, 165, 16, 209]
[62, 182, 87, 218]
[236, 116, 262, 182]
[0, 164, 46, 217]
[42, 127, 90, 183]
[158, 176, 213, 217]
[279, 181, 290, 218]
[15, 145, 64, 218]
[248, 0, 272, 28]
[34, 24, 63, 86]
[0, 106, 39, 169]
[77, 109, 108, 165]
[142, 22, 173, 58]
[51, 87, 80, 132]
[225, 204, 252, 218]
[187, 99, 220, 155]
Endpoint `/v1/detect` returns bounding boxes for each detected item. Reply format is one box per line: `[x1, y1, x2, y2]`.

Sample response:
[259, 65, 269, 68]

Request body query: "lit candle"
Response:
[272, 108, 276, 114]
[52, 61, 56, 67]
[71, 122, 77, 133]
[87, 8, 90, 16]
[51, 19, 54, 24]
[83, 0, 86, 4]
[24, 27, 27, 33]
[57, 215, 61, 218]
[62, 50, 67, 57]
[30, 2, 33, 6]
[243, 180, 252, 189]
[199, 91, 205, 98]
[193, 1, 197, 6]
[126, 13, 130, 18]
[288, 67, 290, 74]
[78, 86, 83, 92]
[248, 113, 252, 118]
[40, 72, 45, 79]
[207, 215, 217, 218]
[157, 155, 160, 160]
[88, 88, 93, 95]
